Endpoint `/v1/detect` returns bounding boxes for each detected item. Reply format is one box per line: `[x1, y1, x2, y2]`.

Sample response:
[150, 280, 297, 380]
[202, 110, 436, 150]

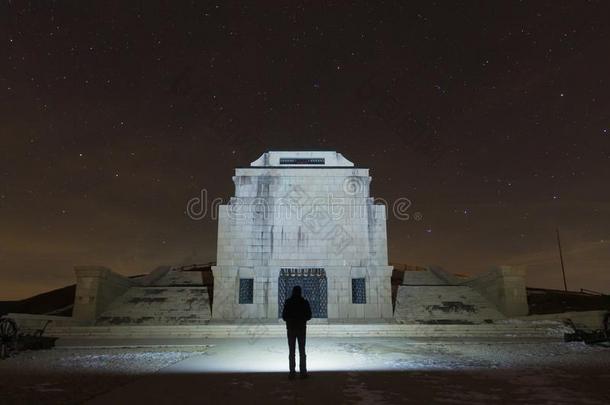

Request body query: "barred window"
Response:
[279, 157, 325, 165]
[352, 278, 366, 304]
[239, 278, 254, 304]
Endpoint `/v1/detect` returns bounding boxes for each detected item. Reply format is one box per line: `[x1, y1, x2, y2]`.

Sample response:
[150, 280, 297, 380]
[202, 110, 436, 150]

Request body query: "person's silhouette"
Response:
[281, 285, 312, 379]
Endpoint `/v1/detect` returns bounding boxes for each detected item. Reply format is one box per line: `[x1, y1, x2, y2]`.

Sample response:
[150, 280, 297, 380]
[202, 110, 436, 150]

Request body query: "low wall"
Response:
[4, 313, 87, 334]
[521, 310, 607, 330]
[48, 322, 569, 341]
[462, 266, 529, 317]
[394, 285, 506, 323]
[72, 266, 135, 322]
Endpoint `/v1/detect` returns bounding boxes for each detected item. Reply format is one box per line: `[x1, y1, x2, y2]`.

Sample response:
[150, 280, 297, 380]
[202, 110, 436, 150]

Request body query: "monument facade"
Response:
[212, 151, 393, 321]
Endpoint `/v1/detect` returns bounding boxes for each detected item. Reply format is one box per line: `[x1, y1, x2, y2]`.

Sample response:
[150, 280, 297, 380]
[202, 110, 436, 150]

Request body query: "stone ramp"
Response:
[152, 268, 204, 286]
[400, 268, 448, 285]
[48, 322, 569, 343]
[394, 285, 506, 324]
[96, 286, 211, 325]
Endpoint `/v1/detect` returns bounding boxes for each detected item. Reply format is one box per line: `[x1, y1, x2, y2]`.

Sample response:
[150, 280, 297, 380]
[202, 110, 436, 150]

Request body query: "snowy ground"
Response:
[0, 346, 205, 404]
[1, 338, 610, 404]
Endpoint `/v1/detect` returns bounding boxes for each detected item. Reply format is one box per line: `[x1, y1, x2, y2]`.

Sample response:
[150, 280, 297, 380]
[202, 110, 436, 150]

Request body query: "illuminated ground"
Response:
[2, 338, 610, 404]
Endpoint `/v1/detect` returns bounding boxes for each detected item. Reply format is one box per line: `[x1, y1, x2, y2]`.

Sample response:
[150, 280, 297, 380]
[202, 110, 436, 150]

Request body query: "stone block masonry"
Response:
[212, 151, 393, 321]
[72, 266, 135, 322]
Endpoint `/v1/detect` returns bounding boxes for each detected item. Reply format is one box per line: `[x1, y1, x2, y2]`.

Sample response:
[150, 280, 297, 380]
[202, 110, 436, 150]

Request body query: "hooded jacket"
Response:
[282, 287, 312, 330]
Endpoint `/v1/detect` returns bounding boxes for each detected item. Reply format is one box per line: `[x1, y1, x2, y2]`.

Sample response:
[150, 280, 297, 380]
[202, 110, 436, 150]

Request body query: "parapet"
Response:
[250, 151, 354, 167]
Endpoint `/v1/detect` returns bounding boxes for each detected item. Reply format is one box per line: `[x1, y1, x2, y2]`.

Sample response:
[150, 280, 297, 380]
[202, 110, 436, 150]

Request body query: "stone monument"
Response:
[212, 151, 393, 321]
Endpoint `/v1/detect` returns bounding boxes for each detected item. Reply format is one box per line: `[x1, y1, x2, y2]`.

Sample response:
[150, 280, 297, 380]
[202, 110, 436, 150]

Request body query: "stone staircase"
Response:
[46, 321, 569, 342]
[394, 285, 506, 324]
[95, 286, 211, 326]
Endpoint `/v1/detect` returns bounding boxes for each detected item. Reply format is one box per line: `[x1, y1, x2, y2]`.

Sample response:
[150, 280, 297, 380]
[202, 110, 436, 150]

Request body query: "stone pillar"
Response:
[72, 266, 133, 322]
[465, 265, 529, 317]
[375, 266, 394, 319]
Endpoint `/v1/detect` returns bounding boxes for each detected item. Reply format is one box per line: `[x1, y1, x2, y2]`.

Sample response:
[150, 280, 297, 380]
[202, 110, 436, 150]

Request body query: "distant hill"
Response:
[0, 284, 75, 317]
[527, 288, 610, 314]
[0, 270, 202, 318]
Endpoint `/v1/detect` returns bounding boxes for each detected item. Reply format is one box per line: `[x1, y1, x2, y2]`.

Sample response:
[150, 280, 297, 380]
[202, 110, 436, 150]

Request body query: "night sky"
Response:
[1, 1, 610, 300]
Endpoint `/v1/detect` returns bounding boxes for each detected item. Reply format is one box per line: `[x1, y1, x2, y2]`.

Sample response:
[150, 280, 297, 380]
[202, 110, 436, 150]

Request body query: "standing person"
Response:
[281, 285, 312, 379]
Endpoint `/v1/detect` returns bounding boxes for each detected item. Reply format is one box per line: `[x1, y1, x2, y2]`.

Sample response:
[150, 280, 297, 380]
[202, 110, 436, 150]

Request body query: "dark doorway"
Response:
[278, 268, 327, 318]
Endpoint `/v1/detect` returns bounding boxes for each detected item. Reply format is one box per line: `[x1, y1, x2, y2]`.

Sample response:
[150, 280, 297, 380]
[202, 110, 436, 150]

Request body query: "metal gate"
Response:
[278, 268, 327, 318]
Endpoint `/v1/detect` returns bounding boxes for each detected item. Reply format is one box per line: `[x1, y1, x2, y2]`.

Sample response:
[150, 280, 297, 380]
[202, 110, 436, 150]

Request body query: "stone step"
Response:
[47, 322, 569, 341]
[96, 286, 211, 325]
[394, 285, 506, 323]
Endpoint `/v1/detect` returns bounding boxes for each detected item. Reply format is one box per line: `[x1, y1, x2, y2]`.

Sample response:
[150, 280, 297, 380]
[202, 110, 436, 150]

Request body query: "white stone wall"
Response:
[212, 152, 393, 320]
[394, 285, 506, 324]
[73, 266, 134, 322]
